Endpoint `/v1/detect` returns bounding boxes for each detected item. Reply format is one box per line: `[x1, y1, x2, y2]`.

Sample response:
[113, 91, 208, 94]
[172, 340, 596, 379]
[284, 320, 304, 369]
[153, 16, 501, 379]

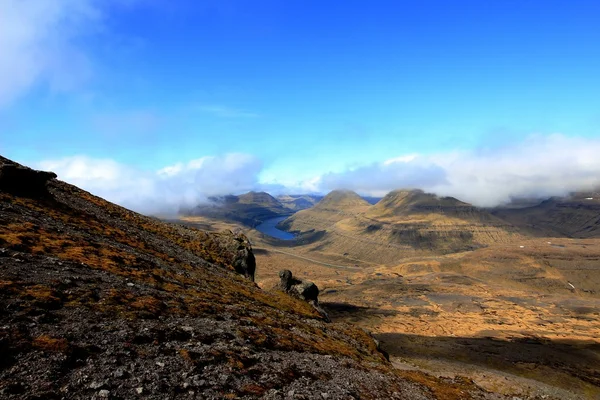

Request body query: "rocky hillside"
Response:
[188, 191, 291, 228]
[0, 156, 461, 399]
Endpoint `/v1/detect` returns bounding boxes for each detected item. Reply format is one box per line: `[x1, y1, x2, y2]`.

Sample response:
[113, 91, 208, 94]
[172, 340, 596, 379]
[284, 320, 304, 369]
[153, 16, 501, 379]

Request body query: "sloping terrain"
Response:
[0, 156, 465, 400]
[279, 190, 521, 265]
[492, 193, 600, 238]
[252, 238, 600, 400]
[187, 191, 292, 228]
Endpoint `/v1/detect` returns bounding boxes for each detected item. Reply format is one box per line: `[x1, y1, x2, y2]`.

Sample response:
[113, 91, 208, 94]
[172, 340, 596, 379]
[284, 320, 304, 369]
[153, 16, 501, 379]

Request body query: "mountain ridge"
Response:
[279, 188, 521, 264]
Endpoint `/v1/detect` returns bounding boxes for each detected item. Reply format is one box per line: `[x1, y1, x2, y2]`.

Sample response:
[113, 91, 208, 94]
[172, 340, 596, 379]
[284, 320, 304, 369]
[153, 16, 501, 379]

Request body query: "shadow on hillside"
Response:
[323, 302, 398, 316]
[377, 332, 600, 389]
[322, 301, 600, 393]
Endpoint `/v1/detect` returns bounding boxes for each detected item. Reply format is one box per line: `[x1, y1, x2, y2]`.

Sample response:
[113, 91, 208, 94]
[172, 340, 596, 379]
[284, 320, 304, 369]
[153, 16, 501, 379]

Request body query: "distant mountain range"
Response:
[185, 187, 600, 258]
[491, 191, 600, 238]
[278, 189, 520, 263]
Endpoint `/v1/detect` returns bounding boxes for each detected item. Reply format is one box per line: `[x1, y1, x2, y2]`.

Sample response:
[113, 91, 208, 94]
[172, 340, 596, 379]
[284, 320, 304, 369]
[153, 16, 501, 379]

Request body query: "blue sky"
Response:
[1, 0, 600, 212]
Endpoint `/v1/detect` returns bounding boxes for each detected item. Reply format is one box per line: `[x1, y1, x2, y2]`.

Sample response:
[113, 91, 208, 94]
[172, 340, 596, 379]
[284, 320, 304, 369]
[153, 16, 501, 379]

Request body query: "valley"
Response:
[182, 189, 600, 399]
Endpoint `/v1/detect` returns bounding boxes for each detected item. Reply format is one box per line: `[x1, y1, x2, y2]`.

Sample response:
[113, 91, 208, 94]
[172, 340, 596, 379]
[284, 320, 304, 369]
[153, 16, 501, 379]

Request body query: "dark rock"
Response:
[278, 269, 294, 291]
[113, 368, 128, 379]
[233, 245, 256, 282]
[218, 232, 256, 281]
[277, 270, 329, 321]
[0, 163, 56, 198]
[278, 269, 318, 302]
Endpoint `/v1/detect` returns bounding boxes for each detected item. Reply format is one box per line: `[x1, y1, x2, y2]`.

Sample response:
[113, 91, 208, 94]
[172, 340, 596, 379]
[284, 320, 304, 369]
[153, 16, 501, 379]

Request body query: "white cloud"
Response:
[35, 134, 600, 213]
[38, 153, 263, 215]
[316, 134, 600, 206]
[382, 154, 418, 166]
[0, 0, 103, 107]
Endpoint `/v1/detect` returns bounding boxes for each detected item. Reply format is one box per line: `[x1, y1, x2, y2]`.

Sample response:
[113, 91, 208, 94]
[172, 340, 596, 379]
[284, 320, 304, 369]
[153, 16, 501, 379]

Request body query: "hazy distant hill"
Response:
[280, 189, 521, 264]
[188, 191, 292, 227]
[276, 194, 323, 211]
[492, 192, 600, 238]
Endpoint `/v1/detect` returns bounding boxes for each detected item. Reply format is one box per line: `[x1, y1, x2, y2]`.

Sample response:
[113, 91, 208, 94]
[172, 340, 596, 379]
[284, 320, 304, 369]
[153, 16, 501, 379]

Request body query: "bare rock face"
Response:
[0, 163, 56, 198]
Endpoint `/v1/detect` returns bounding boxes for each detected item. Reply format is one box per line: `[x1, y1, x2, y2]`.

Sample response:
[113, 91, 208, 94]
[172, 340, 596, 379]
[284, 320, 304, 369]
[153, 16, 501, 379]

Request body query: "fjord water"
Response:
[255, 216, 296, 240]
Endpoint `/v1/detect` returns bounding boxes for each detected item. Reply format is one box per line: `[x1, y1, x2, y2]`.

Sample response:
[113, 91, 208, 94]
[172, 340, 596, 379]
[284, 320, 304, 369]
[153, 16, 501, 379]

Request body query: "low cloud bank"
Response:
[38, 154, 263, 215]
[36, 134, 600, 214]
[317, 134, 600, 206]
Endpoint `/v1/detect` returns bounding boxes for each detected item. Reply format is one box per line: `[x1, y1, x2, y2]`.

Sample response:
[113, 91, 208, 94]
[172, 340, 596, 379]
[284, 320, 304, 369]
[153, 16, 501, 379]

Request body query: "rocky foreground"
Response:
[0, 156, 511, 399]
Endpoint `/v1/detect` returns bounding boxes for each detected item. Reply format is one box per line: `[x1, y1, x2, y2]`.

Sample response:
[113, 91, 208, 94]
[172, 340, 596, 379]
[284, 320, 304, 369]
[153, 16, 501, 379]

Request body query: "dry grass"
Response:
[397, 370, 478, 400]
[32, 335, 69, 353]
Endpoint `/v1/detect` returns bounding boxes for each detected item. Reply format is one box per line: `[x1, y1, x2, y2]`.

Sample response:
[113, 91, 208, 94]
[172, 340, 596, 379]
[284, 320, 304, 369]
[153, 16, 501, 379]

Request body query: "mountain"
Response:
[237, 191, 284, 207]
[0, 156, 454, 399]
[368, 189, 500, 222]
[276, 194, 323, 211]
[314, 190, 372, 210]
[187, 191, 291, 227]
[277, 190, 371, 234]
[492, 192, 600, 238]
[279, 189, 521, 264]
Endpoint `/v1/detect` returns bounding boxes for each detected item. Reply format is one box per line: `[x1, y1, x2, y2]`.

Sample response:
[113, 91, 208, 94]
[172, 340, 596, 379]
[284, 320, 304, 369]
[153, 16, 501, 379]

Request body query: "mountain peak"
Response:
[237, 191, 280, 206]
[316, 190, 370, 209]
[369, 189, 473, 217]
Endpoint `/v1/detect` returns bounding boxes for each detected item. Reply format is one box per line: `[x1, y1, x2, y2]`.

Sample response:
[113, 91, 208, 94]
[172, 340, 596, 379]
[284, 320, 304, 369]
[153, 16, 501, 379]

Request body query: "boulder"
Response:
[278, 269, 319, 302]
[232, 244, 256, 282]
[0, 163, 56, 198]
[215, 231, 256, 281]
[277, 269, 329, 321]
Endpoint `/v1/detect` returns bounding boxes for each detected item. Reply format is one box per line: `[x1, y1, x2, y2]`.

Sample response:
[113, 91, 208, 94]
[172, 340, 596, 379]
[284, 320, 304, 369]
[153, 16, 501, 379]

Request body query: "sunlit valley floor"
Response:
[181, 214, 600, 400]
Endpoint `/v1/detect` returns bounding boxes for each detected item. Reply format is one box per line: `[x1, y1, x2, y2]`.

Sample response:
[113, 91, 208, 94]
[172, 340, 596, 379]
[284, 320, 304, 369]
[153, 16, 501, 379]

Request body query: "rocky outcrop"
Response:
[222, 232, 256, 281]
[278, 269, 319, 301]
[0, 163, 56, 198]
[277, 269, 329, 321]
